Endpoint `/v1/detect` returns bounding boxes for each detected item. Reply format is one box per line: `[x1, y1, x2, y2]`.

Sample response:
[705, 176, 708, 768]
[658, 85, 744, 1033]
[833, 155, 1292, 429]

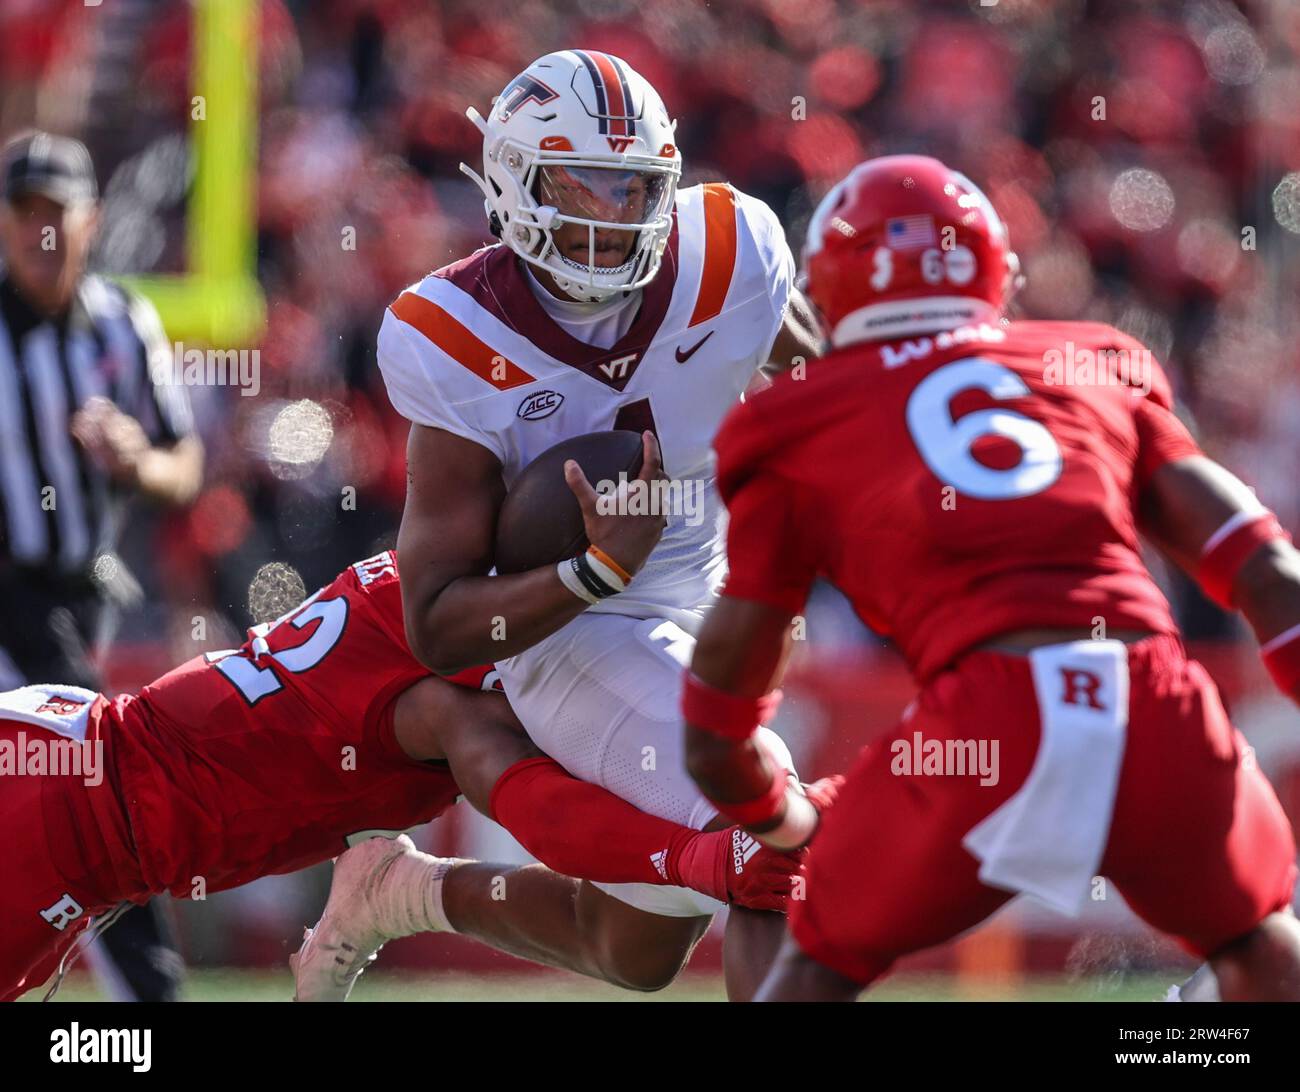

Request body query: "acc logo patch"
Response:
[517, 390, 564, 420]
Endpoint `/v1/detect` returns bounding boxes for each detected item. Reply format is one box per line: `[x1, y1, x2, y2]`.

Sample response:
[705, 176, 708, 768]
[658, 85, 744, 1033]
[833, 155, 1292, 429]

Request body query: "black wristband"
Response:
[570, 553, 620, 599]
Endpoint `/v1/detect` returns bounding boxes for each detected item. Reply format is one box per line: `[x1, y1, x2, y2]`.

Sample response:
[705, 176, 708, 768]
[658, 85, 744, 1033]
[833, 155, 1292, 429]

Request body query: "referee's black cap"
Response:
[1, 130, 98, 206]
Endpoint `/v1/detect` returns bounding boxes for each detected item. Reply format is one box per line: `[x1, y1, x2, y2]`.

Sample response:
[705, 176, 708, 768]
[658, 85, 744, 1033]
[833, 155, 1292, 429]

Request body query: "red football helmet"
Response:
[803, 155, 1020, 347]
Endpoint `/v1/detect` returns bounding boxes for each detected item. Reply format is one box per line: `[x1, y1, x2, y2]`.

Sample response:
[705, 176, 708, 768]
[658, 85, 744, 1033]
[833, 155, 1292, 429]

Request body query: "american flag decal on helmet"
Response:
[574, 50, 638, 150]
[885, 215, 938, 250]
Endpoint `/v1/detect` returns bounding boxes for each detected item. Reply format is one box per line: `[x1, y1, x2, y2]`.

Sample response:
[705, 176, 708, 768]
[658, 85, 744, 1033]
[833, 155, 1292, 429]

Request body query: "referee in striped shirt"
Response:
[0, 131, 203, 1001]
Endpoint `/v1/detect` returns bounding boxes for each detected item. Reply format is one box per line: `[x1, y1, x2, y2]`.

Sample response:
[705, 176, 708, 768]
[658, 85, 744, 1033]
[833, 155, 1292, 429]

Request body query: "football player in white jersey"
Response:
[297, 49, 823, 999]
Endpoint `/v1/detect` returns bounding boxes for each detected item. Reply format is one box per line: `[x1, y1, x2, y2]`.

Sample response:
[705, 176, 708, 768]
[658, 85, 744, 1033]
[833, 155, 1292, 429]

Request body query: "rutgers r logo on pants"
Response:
[1060, 667, 1105, 710]
[40, 893, 84, 931]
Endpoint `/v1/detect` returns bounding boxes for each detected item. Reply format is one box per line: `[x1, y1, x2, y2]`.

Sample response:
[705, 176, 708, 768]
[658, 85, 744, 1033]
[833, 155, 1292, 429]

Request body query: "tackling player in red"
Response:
[682, 155, 1300, 1001]
[0, 550, 798, 1002]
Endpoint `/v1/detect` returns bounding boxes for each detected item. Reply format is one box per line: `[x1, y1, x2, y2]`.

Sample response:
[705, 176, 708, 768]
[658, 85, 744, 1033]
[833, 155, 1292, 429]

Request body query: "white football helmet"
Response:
[461, 50, 682, 303]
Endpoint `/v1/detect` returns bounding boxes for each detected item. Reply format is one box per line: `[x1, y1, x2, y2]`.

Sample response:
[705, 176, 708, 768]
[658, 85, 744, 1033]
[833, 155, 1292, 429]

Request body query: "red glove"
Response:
[665, 825, 804, 912]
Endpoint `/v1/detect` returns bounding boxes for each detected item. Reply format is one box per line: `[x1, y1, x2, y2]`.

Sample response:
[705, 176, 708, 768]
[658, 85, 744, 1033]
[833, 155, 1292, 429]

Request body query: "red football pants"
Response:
[0, 718, 145, 1001]
[790, 635, 1297, 985]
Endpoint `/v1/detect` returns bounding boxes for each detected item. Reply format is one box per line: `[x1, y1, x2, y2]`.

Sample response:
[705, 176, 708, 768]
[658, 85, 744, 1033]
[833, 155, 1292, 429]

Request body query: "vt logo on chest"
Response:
[598, 352, 639, 382]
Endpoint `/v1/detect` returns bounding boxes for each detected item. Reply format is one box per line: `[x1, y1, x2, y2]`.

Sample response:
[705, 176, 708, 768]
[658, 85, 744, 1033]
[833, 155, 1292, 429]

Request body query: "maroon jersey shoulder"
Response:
[428, 244, 515, 324]
[427, 226, 681, 375]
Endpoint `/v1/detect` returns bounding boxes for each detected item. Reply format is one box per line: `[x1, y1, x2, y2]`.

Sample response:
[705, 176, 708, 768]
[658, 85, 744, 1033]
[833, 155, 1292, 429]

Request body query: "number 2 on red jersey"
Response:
[207, 590, 348, 705]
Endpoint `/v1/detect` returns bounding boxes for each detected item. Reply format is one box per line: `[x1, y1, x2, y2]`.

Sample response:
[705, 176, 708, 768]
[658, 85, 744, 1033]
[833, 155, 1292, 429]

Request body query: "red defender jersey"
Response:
[104, 551, 479, 898]
[714, 321, 1203, 683]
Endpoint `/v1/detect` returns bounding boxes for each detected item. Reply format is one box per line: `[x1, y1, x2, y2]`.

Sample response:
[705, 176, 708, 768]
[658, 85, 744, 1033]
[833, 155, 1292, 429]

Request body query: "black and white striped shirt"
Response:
[0, 272, 194, 574]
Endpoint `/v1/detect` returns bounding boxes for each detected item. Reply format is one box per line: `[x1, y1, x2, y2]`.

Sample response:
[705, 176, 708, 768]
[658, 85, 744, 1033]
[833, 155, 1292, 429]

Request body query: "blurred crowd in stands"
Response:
[3, 0, 1299, 674]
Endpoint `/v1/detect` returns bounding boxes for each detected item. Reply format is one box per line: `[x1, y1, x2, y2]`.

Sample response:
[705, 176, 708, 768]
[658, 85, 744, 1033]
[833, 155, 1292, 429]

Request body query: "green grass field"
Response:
[25, 969, 1179, 1002]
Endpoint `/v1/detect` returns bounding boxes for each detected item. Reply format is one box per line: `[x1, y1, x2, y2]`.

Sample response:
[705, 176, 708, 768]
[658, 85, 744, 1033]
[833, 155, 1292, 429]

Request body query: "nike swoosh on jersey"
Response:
[675, 330, 714, 363]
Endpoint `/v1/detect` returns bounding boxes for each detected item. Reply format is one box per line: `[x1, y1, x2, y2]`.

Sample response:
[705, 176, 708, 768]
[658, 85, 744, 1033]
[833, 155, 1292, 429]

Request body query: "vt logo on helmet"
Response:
[803, 155, 1022, 348]
[460, 50, 682, 304]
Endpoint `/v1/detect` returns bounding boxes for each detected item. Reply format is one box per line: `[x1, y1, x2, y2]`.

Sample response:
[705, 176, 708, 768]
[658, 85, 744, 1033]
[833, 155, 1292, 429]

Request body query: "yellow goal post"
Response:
[120, 0, 264, 345]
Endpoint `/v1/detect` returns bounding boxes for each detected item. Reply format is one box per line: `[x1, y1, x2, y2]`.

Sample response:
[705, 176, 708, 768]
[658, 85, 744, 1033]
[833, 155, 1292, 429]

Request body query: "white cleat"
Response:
[291, 834, 418, 1002]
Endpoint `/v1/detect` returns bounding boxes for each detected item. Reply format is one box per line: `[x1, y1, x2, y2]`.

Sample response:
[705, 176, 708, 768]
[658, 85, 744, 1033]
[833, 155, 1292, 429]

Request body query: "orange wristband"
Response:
[587, 545, 632, 585]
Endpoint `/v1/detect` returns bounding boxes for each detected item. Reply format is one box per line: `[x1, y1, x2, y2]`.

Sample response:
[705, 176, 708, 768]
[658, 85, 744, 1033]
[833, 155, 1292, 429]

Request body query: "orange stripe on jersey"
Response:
[389, 292, 535, 391]
[689, 183, 739, 328]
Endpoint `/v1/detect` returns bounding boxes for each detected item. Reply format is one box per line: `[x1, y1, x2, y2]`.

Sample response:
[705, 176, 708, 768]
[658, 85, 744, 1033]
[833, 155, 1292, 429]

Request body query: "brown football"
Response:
[493, 430, 646, 574]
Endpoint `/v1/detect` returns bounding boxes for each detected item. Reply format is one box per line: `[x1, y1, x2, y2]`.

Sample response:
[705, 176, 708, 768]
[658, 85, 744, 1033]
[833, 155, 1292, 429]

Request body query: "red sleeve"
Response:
[489, 756, 724, 896]
[1116, 338, 1200, 485]
[1133, 397, 1202, 487]
[721, 469, 819, 612]
[442, 664, 503, 692]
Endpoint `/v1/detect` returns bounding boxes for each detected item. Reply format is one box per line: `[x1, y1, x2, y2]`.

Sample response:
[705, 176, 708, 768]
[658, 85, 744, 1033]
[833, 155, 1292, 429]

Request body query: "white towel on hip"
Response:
[962, 639, 1129, 916]
[0, 683, 99, 741]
